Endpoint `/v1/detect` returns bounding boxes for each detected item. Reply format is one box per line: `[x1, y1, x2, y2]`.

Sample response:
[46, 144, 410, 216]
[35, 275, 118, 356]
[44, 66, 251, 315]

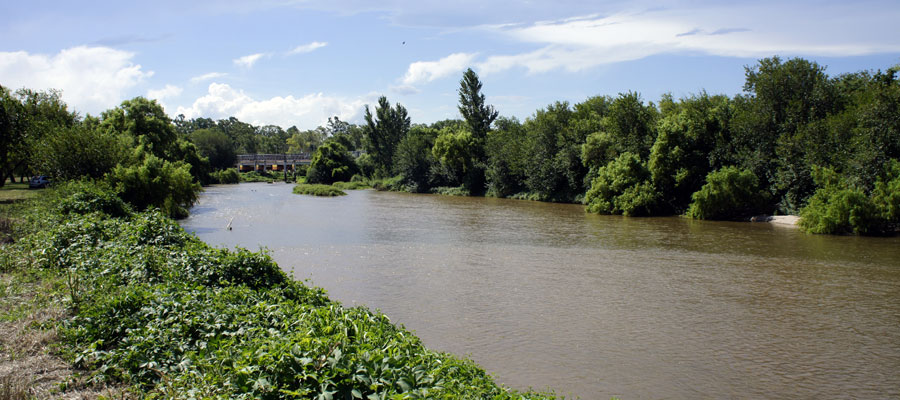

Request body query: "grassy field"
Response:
[0, 181, 40, 204]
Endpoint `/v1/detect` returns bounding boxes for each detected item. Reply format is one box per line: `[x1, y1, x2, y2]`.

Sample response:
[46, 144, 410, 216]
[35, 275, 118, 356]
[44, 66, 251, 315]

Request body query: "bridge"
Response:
[236, 154, 312, 172]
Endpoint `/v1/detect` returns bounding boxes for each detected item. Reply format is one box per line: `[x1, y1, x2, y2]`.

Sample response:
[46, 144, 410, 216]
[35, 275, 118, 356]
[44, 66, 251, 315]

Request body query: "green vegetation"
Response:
[349, 58, 899, 235]
[4, 57, 899, 235]
[240, 170, 282, 183]
[293, 183, 347, 197]
[306, 141, 359, 184]
[0, 183, 554, 398]
[210, 168, 240, 184]
[331, 180, 371, 191]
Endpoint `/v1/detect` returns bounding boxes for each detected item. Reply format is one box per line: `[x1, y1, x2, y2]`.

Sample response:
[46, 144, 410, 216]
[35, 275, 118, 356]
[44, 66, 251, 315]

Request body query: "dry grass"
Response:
[0, 273, 129, 400]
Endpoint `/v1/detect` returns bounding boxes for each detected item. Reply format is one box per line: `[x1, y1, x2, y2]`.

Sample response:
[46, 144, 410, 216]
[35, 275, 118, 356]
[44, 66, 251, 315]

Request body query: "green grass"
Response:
[331, 181, 371, 190]
[293, 183, 347, 196]
[0, 182, 40, 204]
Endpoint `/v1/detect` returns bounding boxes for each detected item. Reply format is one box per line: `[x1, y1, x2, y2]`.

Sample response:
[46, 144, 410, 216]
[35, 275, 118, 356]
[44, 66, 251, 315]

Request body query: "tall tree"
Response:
[363, 96, 409, 176]
[458, 68, 498, 142]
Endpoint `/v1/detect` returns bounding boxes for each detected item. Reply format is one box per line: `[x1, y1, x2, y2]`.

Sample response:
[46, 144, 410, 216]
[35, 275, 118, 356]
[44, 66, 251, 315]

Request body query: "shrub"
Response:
[56, 181, 132, 218]
[431, 186, 470, 196]
[240, 170, 277, 183]
[293, 183, 347, 197]
[687, 166, 768, 220]
[107, 154, 200, 219]
[584, 152, 661, 216]
[798, 166, 888, 235]
[306, 142, 359, 184]
[210, 169, 240, 184]
[332, 181, 371, 190]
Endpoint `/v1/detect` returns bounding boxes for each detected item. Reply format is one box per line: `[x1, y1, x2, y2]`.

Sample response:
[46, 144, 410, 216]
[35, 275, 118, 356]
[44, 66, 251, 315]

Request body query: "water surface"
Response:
[181, 183, 900, 399]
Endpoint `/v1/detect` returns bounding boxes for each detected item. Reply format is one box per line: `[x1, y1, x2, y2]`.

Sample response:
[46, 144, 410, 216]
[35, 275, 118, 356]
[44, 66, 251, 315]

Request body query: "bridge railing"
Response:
[237, 153, 311, 162]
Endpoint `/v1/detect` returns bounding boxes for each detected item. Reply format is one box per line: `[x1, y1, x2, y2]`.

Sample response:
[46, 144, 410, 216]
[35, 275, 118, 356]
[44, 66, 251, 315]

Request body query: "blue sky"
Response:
[2, 0, 899, 130]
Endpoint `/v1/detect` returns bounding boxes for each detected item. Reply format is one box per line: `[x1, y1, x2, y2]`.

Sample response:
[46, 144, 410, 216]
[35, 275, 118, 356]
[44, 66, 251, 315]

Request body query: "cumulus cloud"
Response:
[233, 53, 268, 69]
[0, 46, 152, 114]
[176, 83, 371, 129]
[147, 84, 183, 114]
[401, 52, 476, 86]
[287, 41, 328, 55]
[478, 4, 900, 75]
[190, 72, 228, 83]
[147, 84, 182, 100]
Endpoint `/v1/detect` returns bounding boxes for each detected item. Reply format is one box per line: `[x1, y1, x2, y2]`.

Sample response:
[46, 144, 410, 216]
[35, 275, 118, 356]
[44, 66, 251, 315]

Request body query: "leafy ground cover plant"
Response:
[2, 181, 556, 399]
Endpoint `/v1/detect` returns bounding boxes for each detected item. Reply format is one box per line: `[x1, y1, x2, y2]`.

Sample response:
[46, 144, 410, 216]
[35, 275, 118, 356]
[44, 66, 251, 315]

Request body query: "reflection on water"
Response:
[182, 183, 900, 399]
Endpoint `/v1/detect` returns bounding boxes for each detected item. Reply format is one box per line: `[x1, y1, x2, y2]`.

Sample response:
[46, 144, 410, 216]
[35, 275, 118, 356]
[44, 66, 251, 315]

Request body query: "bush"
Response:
[210, 169, 240, 184]
[584, 152, 661, 216]
[332, 181, 371, 190]
[239, 170, 277, 183]
[687, 166, 768, 220]
[293, 183, 347, 197]
[798, 166, 890, 235]
[56, 181, 131, 218]
[371, 176, 404, 192]
[107, 154, 200, 219]
[431, 186, 470, 196]
[306, 142, 359, 184]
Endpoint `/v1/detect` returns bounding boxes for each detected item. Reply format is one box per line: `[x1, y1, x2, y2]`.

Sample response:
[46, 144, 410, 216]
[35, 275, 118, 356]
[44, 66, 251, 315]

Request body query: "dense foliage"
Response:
[306, 141, 359, 184]
[349, 59, 900, 235]
[1, 183, 555, 399]
[4, 56, 899, 234]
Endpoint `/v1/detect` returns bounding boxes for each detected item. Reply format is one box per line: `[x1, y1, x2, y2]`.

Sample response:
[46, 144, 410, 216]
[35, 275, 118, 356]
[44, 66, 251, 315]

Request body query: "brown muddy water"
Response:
[181, 182, 900, 399]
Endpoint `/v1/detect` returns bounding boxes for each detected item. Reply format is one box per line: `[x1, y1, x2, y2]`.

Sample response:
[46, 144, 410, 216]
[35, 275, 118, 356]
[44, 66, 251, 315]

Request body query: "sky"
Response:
[2, 0, 900, 130]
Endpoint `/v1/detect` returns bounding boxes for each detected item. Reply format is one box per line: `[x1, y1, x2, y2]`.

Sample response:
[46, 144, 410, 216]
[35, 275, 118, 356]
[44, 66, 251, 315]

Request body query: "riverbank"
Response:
[0, 183, 557, 399]
[750, 215, 801, 227]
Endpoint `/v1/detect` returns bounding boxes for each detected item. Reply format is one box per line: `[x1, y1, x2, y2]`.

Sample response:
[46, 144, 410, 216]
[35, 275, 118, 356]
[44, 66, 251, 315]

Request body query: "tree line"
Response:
[2, 56, 898, 234]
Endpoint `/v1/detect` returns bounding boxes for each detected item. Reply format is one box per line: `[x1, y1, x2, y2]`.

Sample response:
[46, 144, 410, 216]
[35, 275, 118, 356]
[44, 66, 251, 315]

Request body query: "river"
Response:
[180, 182, 900, 399]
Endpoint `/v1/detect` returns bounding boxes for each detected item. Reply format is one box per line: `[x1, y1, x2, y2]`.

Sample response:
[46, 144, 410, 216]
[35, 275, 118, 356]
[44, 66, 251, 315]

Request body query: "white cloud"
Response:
[147, 84, 183, 114]
[478, 4, 900, 75]
[390, 85, 421, 95]
[0, 46, 152, 114]
[176, 83, 371, 129]
[401, 52, 476, 86]
[190, 72, 228, 83]
[147, 84, 182, 100]
[287, 41, 328, 55]
[233, 53, 268, 69]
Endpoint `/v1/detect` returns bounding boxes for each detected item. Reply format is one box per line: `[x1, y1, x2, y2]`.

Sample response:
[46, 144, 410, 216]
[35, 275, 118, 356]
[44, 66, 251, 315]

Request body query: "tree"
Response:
[107, 150, 200, 219]
[485, 117, 529, 197]
[306, 141, 359, 184]
[394, 126, 438, 192]
[32, 124, 128, 181]
[363, 96, 409, 176]
[98, 97, 177, 161]
[584, 152, 660, 216]
[458, 68, 498, 142]
[0, 86, 28, 186]
[432, 126, 476, 188]
[0, 86, 75, 186]
[687, 166, 769, 220]
[286, 127, 326, 154]
[524, 101, 578, 201]
[190, 128, 236, 170]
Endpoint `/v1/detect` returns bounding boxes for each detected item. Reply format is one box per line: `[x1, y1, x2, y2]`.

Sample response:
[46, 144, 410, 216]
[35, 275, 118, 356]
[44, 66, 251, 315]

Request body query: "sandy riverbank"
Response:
[750, 215, 801, 227]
